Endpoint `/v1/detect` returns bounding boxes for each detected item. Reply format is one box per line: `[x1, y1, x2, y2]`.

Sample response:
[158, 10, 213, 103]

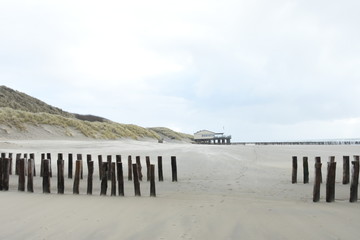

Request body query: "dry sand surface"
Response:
[1, 139, 360, 240]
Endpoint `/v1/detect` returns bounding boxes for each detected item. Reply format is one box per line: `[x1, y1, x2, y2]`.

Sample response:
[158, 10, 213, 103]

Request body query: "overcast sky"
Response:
[1, 0, 360, 141]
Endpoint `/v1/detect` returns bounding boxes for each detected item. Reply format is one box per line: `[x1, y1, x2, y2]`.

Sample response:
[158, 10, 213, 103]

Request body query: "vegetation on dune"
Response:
[149, 127, 194, 141]
[0, 108, 161, 140]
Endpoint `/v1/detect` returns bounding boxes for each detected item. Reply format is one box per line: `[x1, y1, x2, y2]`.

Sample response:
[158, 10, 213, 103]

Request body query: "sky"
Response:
[1, 0, 360, 142]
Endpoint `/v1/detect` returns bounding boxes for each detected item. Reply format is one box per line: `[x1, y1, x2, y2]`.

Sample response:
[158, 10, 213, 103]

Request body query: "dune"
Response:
[0, 139, 360, 239]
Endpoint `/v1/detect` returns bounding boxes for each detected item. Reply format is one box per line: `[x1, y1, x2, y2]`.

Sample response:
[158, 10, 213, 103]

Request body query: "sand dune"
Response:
[0, 140, 360, 239]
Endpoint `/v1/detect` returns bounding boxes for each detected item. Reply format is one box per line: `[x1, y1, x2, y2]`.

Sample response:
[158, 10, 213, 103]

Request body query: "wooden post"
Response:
[116, 155, 122, 163]
[315, 157, 322, 183]
[107, 155, 112, 181]
[42, 159, 51, 193]
[158, 156, 163, 182]
[150, 164, 156, 197]
[0, 157, 3, 190]
[9, 153, 13, 175]
[47, 153, 52, 178]
[100, 162, 108, 196]
[57, 157, 64, 194]
[136, 156, 143, 181]
[3, 158, 10, 191]
[40, 153, 45, 177]
[146, 156, 151, 181]
[73, 160, 81, 194]
[132, 163, 141, 196]
[117, 161, 124, 196]
[77, 154, 83, 180]
[16, 153, 21, 175]
[18, 158, 25, 191]
[171, 156, 178, 182]
[292, 156, 297, 184]
[87, 161, 94, 195]
[68, 153, 73, 179]
[111, 162, 116, 196]
[350, 156, 360, 202]
[128, 156, 132, 181]
[30, 153, 35, 176]
[98, 155, 103, 180]
[303, 157, 309, 184]
[326, 157, 336, 203]
[313, 160, 322, 202]
[343, 156, 350, 184]
[27, 158, 34, 193]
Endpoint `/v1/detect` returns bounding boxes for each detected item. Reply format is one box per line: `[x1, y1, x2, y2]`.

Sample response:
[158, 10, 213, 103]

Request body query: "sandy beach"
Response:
[0, 139, 360, 240]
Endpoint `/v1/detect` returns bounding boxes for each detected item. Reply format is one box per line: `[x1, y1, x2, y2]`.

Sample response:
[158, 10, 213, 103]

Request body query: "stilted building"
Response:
[194, 130, 231, 144]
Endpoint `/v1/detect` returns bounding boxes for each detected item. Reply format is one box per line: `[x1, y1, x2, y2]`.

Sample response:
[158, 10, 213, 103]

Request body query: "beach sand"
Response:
[0, 139, 360, 239]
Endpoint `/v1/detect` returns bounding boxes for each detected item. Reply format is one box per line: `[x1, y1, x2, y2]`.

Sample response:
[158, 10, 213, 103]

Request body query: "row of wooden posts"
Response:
[291, 156, 360, 203]
[0, 152, 178, 197]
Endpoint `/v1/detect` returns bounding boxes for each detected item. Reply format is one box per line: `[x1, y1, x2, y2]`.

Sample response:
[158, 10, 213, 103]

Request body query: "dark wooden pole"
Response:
[313, 160, 322, 202]
[350, 156, 360, 202]
[47, 153, 52, 178]
[18, 158, 25, 191]
[98, 155, 103, 180]
[0, 157, 3, 190]
[292, 156, 297, 184]
[150, 164, 156, 197]
[3, 158, 10, 191]
[315, 157, 322, 183]
[77, 154, 83, 180]
[111, 162, 116, 196]
[68, 153, 73, 179]
[303, 156, 309, 184]
[42, 159, 51, 193]
[326, 157, 336, 203]
[73, 160, 81, 194]
[136, 156, 143, 181]
[8, 153, 13, 175]
[128, 156, 132, 181]
[116, 155, 122, 163]
[117, 161, 124, 196]
[132, 163, 141, 196]
[29, 153, 35, 176]
[146, 156, 151, 181]
[16, 153, 21, 175]
[87, 161, 94, 195]
[57, 158, 64, 194]
[27, 158, 34, 193]
[100, 162, 108, 196]
[107, 155, 112, 181]
[343, 156, 350, 184]
[158, 156, 163, 182]
[171, 156, 178, 182]
[40, 153, 45, 177]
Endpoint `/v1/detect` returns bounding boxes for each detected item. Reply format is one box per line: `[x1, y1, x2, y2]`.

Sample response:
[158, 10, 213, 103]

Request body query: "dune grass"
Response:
[149, 127, 194, 141]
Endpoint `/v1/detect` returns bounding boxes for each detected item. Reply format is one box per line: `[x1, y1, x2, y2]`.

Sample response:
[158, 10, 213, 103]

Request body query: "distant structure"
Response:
[194, 130, 231, 144]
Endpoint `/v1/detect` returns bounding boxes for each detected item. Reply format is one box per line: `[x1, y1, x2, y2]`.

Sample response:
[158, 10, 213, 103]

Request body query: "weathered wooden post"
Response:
[111, 162, 116, 196]
[171, 156, 178, 182]
[3, 158, 10, 191]
[315, 157, 322, 183]
[73, 160, 81, 194]
[303, 156, 309, 184]
[326, 157, 336, 202]
[158, 156, 163, 182]
[136, 156, 143, 181]
[150, 164, 156, 197]
[132, 163, 141, 196]
[98, 155, 103, 180]
[68, 153, 73, 179]
[42, 159, 51, 193]
[16, 153, 21, 175]
[9, 153, 13, 175]
[40, 153, 45, 177]
[313, 158, 322, 202]
[350, 156, 360, 202]
[100, 162, 108, 196]
[343, 156, 350, 184]
[128, 156, 132, 181]
[27, 158, 34, 193]
[292, 156, 297, 184]
[29, 153, 35, 176]
[18, 158, 25, 191]
[107, 155, 112, 181]
[87, 161, 94, 195]
[77, 154, 83, 180]
[0, 157, 3, 190]
[146, 156, 151, 181]
[57, 155, 64, 194]
[117, 161, 124, 196]
[116, 155, 121, 163]
[47, 153, 52, 178]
